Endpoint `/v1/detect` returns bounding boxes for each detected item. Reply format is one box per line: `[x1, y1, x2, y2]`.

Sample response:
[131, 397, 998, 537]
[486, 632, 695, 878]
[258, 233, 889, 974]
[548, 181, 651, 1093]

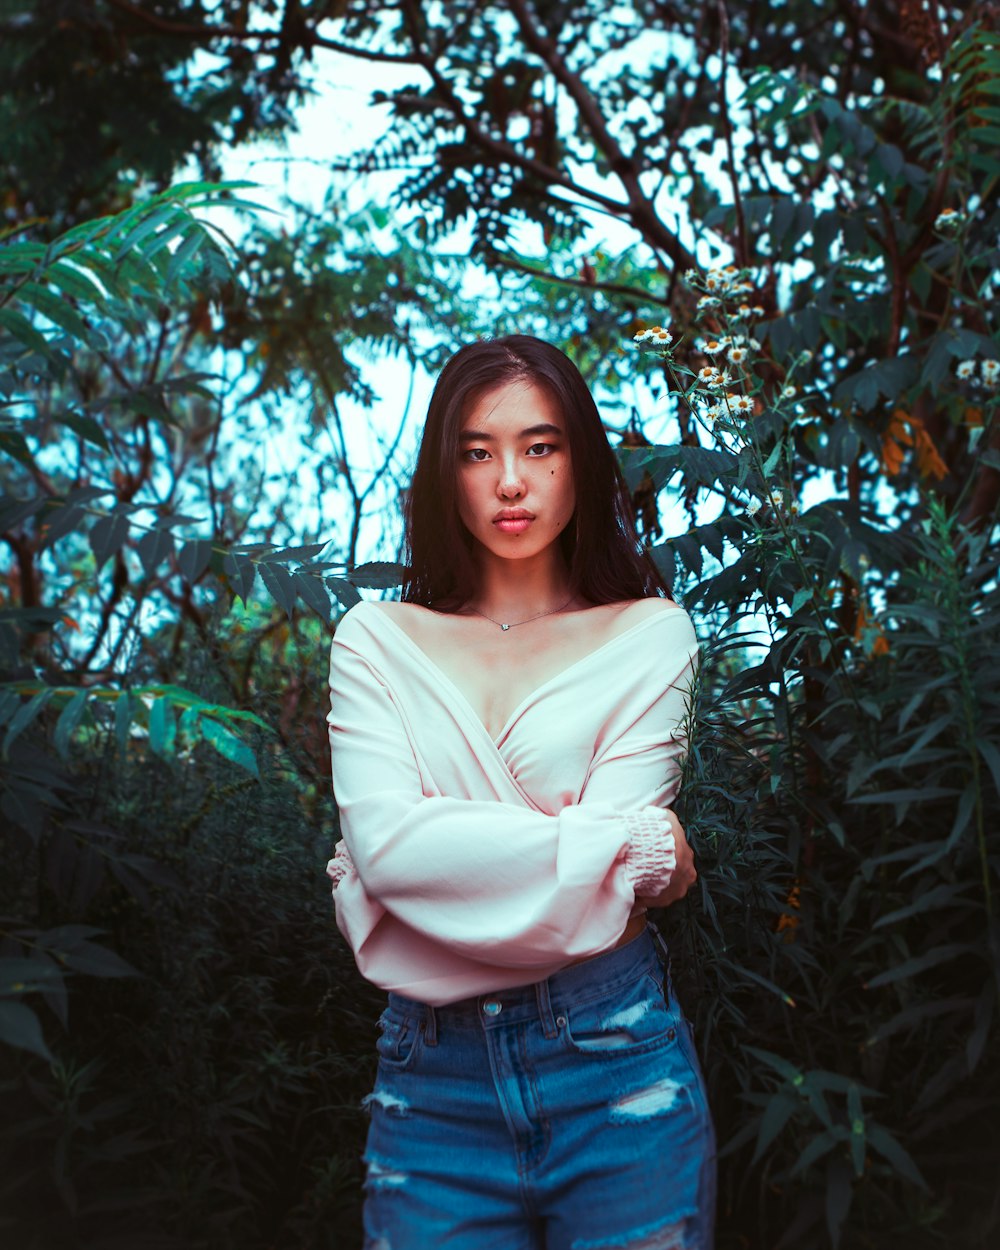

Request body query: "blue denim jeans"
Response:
[360, 928, 716, 1249]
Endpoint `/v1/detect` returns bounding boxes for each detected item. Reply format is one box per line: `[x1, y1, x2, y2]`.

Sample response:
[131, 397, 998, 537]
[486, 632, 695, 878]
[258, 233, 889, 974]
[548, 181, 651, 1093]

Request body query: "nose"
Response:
[496, 455, 524, 498]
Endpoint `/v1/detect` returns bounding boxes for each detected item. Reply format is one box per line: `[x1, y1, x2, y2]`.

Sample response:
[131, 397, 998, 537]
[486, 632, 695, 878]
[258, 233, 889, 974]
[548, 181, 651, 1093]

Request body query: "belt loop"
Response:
[534, 977, 559, 1040]
[423, 1003, 438, 1046]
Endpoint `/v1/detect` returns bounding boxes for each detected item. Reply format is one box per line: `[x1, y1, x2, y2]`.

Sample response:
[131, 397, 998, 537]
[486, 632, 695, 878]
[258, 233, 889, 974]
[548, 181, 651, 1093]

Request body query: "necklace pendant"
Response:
[501, 623, 510, 631]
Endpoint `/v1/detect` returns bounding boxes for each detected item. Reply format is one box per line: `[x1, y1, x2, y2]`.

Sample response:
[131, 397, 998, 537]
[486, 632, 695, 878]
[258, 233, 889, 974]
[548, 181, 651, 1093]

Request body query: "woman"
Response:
[326, 335, 716, 1249]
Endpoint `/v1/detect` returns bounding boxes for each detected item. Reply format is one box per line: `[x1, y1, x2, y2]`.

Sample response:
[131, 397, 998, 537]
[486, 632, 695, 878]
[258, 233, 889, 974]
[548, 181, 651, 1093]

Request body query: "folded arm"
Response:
[326, 618, 697, 969]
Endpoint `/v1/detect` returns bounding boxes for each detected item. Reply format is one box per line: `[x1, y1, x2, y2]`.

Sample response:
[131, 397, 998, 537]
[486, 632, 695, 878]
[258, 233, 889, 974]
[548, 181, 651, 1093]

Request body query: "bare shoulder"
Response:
[364, 599, 457, 643]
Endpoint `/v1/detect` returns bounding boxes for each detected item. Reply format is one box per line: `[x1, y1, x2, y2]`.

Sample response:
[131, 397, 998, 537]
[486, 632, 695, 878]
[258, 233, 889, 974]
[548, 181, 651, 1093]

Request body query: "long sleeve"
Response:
[325, 607, 697, 974]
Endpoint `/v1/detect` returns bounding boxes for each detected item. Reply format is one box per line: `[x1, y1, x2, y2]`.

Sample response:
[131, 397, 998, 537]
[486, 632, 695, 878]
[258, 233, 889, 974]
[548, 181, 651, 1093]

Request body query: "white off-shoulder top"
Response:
[325, 598, 699, 1006]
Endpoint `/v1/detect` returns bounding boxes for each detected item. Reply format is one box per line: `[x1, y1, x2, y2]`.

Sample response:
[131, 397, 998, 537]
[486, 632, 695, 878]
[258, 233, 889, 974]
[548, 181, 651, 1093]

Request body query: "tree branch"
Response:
[505, 0, 696, 273]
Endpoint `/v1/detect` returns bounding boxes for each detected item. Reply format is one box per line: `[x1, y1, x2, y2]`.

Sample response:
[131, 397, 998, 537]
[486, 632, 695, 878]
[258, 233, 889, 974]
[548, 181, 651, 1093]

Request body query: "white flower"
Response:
[935, 207, 964, 232]
[745, 497, 762, 517]
[703, 339, 725, 355]
[683, 268, 700, 284]
[983, 359, 999, 388]
[737, 303, 753, 318]
[798, 349, 814, 364]
[728, 346, 749, 365]
[752, 305, 765, 317]
[782, 385, 797, 398]
[697, 365, 720, 384]
[696, 295, 720, 313]
[956, 359, 976, 380]
[748, 337, 761, 350]
[704, 403, 723, 427]
[650, 327, 673, 345]
[769, 489, 784, 509]
[705, 274, 722, 292]
[708, 369, 731, 389]
[731, 394, 754, 414]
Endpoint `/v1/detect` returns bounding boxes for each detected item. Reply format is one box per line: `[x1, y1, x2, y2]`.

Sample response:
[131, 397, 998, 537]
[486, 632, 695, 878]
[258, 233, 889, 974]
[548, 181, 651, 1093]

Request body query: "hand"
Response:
[636, 809, 697, 909]
[327, 839, 356, 887]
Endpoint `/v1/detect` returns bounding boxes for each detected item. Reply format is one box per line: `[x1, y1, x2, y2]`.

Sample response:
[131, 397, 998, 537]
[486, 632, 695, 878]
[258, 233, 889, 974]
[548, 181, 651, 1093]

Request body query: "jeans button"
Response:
[482, 998, 503, 1016]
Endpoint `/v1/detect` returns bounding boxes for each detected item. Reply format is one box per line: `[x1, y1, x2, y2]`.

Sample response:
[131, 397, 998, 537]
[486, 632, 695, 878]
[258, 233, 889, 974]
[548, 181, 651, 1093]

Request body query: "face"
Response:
[455, 379, 576, 565]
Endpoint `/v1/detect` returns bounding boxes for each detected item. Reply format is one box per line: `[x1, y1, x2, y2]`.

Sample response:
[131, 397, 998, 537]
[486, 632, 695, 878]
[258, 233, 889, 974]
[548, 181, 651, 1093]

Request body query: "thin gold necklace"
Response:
[468, 593, 576, 631]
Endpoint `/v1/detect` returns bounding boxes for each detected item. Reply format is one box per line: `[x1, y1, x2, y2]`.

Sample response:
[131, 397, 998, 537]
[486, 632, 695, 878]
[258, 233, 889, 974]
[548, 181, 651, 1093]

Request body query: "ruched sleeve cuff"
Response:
[623, 807, 676, 895]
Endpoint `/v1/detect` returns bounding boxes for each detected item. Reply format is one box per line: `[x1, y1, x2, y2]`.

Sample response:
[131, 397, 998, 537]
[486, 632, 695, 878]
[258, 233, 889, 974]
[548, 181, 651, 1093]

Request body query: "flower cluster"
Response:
[934, 207, 966, 234]
[632, 324, 673, 349]
[698, 332, 762, 364]
[683, 264, 765, 316]
[956, 357, 999, 389]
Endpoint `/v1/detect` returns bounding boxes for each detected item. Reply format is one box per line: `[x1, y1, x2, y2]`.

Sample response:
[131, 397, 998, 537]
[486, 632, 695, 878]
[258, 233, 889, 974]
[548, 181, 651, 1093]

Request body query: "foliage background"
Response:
[1, 2, 998, 1247]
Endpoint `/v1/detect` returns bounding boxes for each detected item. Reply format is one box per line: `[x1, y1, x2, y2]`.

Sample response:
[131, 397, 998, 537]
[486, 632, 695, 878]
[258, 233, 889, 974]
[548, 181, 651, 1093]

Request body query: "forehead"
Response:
[460, 379, 565, 434]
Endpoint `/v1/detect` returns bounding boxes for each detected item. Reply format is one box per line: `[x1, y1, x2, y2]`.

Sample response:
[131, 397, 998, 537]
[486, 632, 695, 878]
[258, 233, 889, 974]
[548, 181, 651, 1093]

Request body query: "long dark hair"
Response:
[400, 335, 670, 611]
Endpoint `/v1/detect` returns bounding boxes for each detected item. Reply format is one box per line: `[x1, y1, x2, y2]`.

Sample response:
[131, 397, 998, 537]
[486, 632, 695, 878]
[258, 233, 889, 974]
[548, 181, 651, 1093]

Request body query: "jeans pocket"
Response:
[563, 971, 680, 1056]
[374, 1007, 424, 1072]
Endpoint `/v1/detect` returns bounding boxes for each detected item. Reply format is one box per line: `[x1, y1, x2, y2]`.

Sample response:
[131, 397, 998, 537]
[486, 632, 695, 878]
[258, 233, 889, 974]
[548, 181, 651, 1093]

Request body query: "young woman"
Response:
[326, 335, 716, 1249]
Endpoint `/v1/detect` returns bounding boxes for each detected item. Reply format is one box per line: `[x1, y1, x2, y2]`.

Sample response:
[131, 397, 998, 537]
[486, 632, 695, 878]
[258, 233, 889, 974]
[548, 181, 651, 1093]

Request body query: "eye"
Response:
[461, 448, 490, 462]
[527, 443, 556, 456]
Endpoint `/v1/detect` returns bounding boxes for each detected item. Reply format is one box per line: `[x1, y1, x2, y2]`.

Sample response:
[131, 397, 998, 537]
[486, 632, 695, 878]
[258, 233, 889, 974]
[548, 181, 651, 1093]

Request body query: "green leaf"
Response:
[199, 718, 259, 777]
[223, 551, 256, 606]
[328, 577, 362, 610]
[57, 940, 138, 979]
[873, 883, 971, 929]
[3, 687, 53, 755]
[0, 305, 60, 362]
[743, 1045, 803, 1083]
[89, 513, 129, 571]
[258, 560, 297, 617]
[867, 1123, 927, 1188]
[53, 689, 88, 758]
[137, 528, 174, 578]
[115, 691, 132, 757]
[350, 560, 406, 589]
[849, 786, 958, 804]
[847, 1083, 865, 1178]
[0, 1000, 53, 1061]
[294, 571, 332, 621]
[147, 696, 176, 759]
[16, 280, 93, 343]
[57, 409, 110, 451]
[177, 538, 214, 585]
[977, 737, 1000, 799]
[864, 943, 971, 989]
[752, 1093, 798, 1163]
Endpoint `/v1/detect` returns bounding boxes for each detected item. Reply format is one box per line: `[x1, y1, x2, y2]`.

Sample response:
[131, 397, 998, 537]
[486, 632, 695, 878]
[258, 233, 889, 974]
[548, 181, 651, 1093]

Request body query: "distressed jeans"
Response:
[360, 928, 716, 1249]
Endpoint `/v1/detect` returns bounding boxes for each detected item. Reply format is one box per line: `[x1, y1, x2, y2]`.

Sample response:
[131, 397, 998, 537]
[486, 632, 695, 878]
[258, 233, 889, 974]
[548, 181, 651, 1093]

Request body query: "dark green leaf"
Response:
[177, 539, 214, 585]
[89, 513, 129, 571]
[0, 1000, 53, 1061]
[258, 560, 297, 617]
[223, 551, 256, 605]
[53, 689, 88, 758]
[137, 528, 174, 578]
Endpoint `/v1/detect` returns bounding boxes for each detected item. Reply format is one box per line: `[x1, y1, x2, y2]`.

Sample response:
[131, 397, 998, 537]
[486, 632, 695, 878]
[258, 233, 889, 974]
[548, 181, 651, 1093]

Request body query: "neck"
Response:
[466, 546, 575, 621]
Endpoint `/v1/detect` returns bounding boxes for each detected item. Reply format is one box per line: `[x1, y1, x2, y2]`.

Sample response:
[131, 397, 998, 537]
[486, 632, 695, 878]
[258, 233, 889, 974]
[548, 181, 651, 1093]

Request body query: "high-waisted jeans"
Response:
[360, 927, 716, 1249]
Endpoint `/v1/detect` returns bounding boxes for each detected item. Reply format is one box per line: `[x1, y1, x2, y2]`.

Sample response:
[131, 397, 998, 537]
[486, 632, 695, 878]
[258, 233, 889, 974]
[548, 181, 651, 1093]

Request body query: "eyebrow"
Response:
[458, 423, 563, 442]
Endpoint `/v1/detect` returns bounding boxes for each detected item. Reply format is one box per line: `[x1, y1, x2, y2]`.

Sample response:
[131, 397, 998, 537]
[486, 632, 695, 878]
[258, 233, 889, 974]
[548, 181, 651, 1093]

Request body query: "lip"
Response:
[494, 518, 533, 534]
[493, 508, 535, 521]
